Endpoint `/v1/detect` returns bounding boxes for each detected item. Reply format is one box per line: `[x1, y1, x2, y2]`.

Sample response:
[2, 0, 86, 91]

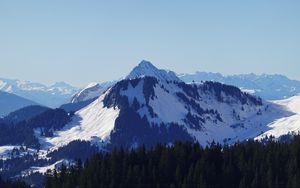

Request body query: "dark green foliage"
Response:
[0, 122, 39, 148]
[27, 108, 71, 131]
[48, 140, 99, 161]
[45, 136, 300, 188]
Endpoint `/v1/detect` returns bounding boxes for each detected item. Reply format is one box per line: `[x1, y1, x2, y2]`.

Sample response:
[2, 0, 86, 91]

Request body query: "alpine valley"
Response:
[1, 60, 300, 187]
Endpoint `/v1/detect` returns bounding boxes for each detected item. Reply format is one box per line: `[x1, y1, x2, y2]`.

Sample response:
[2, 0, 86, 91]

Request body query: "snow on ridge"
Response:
[71, 83, 104, 103]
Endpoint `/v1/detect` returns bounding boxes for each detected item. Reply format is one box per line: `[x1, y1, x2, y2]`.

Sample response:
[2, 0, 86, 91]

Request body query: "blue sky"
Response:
[0, 1, 299, 86]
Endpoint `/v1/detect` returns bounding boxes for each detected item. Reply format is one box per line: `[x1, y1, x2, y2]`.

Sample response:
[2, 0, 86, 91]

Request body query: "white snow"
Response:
[240, 88, 256, 94]
[148, 83, 186, 124]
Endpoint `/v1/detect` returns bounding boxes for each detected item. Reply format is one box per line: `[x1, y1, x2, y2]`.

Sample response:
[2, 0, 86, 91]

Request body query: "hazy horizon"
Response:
[1, 1, 299, 86]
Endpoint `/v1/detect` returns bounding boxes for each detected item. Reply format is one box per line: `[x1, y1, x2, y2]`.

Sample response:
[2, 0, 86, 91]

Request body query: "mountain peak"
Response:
[137, 60, 157, 69]
[126, 60, 181, 82]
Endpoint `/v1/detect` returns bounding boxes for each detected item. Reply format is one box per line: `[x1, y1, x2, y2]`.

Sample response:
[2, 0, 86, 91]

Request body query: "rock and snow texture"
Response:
[127, 60, 181, 82]
[0, 78, 78, 108]
[113, 77, 283, 146]
[70, 81, 117, 104]
[40, 90, 120, 150]
[178, 72, 300, 100]
[256, 95, 300, 140]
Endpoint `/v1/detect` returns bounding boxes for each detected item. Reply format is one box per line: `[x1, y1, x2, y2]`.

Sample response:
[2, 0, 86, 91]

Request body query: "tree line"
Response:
[45, 136, 300, 188]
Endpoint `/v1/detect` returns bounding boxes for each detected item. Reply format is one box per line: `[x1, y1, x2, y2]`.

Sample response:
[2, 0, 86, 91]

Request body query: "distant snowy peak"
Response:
[71, 83, 105, 103]
[126, 60, 181, 82]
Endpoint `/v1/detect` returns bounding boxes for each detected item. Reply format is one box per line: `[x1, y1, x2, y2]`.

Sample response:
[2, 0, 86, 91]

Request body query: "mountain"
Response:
[69, 60, 180, 106]
[0, 78, 78, 108]
[0, 91, 38, 117]
[37, 61, 284, 150]
[178, 72, 300, 100]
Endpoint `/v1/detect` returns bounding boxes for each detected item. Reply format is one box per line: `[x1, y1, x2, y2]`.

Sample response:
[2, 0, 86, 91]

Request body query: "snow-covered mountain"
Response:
[70, 60, 181, 106]
[127, 60, 181, 82]
[0, 60, 298, 180]
[0, 91, 38, 117]
[178, 72, 300, 100]
[37, 61, 285, 150]
[0, 78, 78, 108]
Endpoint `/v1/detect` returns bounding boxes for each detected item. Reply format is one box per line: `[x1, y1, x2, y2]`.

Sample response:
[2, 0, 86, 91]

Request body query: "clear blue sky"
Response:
[0, 1, 299, 87]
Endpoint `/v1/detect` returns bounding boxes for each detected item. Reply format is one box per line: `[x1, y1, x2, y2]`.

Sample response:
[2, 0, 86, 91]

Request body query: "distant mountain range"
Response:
[1, 66, 300, 114]
[0, 78, 78, 108]
[178, 72, 300, 100]
[0, 91, 38, 117]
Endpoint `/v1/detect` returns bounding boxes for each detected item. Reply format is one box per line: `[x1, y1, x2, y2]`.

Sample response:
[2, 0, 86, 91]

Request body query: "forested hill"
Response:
[45, 136, 300, 188]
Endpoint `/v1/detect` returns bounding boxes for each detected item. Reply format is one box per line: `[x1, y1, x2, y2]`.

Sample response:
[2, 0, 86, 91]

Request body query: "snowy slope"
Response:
[178, 72, 300, 100]
[39, 89, 120, 151]
[256, 95, 300, 140]
[0, 78, 78, 107]
[115, 78, 284, 146]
